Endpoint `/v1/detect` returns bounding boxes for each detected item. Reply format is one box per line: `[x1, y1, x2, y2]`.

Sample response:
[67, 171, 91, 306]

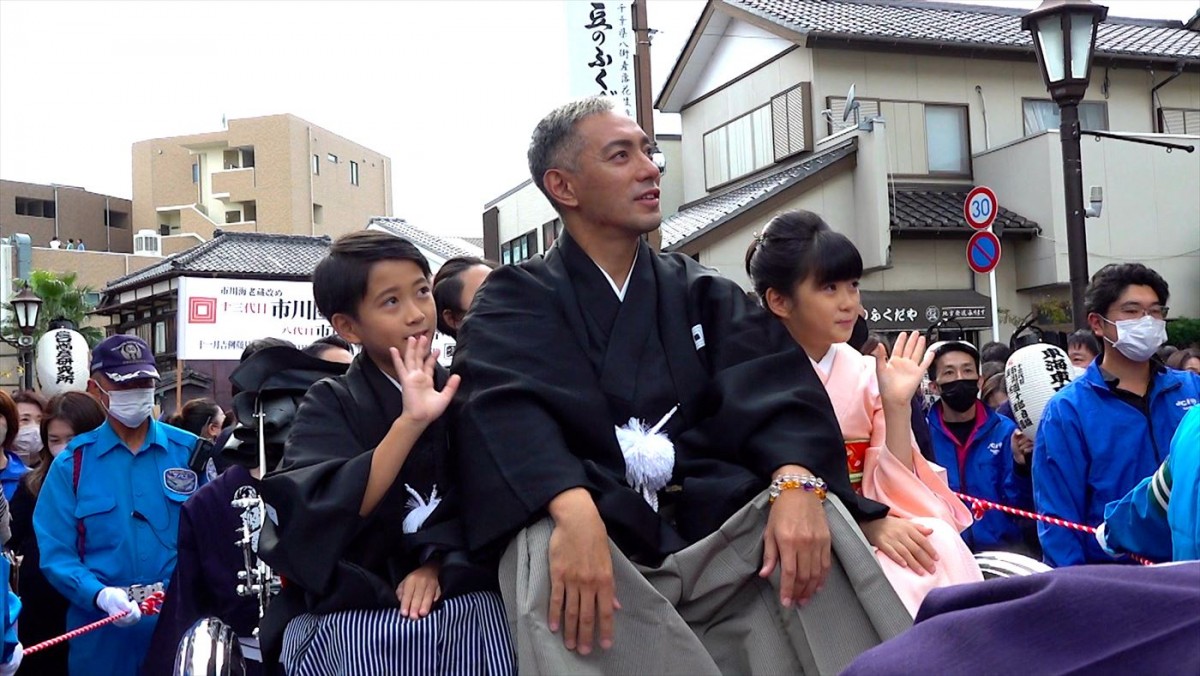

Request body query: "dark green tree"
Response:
[4, 270, 104, 347]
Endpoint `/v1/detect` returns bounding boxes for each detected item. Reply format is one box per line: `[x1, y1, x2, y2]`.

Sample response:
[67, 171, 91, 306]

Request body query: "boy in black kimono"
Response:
[452, 97, 911, 675]
[257, 232, 513, 675]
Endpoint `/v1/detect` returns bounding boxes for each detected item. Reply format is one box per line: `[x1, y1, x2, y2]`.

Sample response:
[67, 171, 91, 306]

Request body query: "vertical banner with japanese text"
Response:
[565, 1, 635, 117]
[176, 276, 335, 360]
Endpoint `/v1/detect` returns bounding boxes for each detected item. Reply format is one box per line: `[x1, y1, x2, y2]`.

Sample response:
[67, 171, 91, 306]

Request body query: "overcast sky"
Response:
[1, 0, 1195, 238]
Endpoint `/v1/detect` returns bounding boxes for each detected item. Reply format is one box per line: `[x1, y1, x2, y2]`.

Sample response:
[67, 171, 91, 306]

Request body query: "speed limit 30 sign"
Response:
[964, 186, 998, 230]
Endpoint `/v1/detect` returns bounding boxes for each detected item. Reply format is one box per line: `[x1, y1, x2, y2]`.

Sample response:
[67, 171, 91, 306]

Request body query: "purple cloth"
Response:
[842, 562, 1200, 676]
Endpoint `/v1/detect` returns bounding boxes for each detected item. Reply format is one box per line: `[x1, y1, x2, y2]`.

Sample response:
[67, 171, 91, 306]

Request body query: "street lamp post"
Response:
[7, 284, 44, 390]
[1022, 0, 1108, 330]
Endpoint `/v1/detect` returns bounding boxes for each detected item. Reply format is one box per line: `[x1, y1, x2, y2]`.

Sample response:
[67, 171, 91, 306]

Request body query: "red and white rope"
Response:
[954, 492, 1154, 566]
[21, 591, 165, 656]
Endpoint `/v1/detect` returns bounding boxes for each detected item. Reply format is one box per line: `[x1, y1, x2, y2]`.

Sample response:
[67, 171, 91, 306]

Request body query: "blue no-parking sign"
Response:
[967, 230, 1002, 275]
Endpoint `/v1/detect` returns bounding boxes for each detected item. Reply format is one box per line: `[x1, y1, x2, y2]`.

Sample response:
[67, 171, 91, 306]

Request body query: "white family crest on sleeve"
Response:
[403, 484, 442, 534]
[615, 405, 678, 512]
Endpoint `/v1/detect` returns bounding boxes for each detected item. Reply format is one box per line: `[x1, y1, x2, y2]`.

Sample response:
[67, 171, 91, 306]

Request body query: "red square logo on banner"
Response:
[189, 297, 217, 323]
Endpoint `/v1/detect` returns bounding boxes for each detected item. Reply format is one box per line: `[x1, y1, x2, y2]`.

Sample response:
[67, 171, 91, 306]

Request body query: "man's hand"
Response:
[396, 561, 441, 619]
[547, 488, 619, 655]
[1011, 429, 1033, 466]
[391, 335, 460, 426]
[760, 466, 831, 608]
[860, 516, 939, 575]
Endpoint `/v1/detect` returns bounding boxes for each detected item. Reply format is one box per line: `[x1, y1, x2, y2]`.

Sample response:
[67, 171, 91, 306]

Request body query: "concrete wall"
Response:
[1, 180, 134, 253]
[31, 247, 160, 292]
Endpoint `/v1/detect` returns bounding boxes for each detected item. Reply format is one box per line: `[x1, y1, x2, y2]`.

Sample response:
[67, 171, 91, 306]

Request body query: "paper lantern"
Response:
[36, 328, 91, 397]
[1004, 343, 1076, 438]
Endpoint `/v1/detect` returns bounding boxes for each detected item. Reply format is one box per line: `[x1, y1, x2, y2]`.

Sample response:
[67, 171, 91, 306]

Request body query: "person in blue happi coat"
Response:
[925, 341, 1030, 553]
[1033, 264, 1200, 567]
[33, 335, 202, 676]
[1099, 405, 1200, 562]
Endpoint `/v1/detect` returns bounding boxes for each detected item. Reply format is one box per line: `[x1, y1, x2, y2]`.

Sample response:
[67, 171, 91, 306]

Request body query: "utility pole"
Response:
[632, 1, 661, 251]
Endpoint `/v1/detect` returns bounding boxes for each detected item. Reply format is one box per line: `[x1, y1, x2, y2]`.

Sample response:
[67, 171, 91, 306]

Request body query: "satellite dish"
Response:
[843, 83, 861, 123]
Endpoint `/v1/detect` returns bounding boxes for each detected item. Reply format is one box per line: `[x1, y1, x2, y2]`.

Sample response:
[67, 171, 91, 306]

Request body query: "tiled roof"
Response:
[104, 231, 332, 293]
[661, 140, 857, 250]
[459, 236, 486, 249]
[368, 218, 484, 261]
[890, 188, 1039, 234]
[725, 0, 1200, 61]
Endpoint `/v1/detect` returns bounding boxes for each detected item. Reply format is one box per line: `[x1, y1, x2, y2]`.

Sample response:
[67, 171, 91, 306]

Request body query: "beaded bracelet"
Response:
[768, 474, 828, 503]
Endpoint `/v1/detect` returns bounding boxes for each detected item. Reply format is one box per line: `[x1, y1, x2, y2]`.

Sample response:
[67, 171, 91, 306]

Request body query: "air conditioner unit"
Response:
[134, 229, 162, 257]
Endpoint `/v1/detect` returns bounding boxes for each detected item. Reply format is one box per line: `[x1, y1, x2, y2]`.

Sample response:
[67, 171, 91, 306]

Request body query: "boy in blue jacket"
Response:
[925, 341, 1028, 552]
[1034, 263, 1200, 567]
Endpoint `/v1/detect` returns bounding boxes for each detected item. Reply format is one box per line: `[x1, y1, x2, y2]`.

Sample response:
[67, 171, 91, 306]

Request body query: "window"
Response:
[828, 96, 969, 176]
[312, 154, 320, 176]
[225, 210, 242, 224]
[192, 162, 199, 183]
[313, 203, 324, 226]
[543, 218, 562, 250]
[1158, 107, 1200, 134]
[770, 82, 813, 162]
[703, 83, 814, 191]
[703, 105, 774, 189]
[350, 161, 359, 186]
[14, 197, 55, 218]
[925, 105, 969, 174]
[501, 230, 537, 265]
[327, 153, 338, 164]
[106, 209, 130, 229]
[1023, 99, 1108, 135]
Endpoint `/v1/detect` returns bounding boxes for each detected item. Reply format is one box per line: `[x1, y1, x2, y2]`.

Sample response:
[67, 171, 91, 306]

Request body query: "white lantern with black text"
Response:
[36, 328, 91, 397]
[1005, 344, 1076, 438]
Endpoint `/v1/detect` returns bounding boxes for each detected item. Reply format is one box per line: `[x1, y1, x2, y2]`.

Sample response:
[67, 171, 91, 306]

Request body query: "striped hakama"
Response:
[279, 591, 514, 676]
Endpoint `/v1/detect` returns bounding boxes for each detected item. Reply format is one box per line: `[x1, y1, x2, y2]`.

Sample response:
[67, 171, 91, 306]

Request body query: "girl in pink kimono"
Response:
[746, 210, 982, 615]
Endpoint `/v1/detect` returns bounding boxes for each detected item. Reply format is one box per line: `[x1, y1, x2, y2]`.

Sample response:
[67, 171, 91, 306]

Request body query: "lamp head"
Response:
[1022, 0, 1109, 104]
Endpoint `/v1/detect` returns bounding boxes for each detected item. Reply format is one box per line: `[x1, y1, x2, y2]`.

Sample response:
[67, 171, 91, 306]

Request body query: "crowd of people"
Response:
[0, 97, 1196, 675]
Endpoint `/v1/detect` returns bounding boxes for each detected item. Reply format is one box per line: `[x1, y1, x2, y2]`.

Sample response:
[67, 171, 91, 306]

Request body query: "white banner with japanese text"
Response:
[565, 1, 635, 118]
[176, 276, 335, 360]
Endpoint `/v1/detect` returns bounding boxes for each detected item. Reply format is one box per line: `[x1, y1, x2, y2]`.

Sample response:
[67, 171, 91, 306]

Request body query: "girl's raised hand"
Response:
[873, 331, 935, 406]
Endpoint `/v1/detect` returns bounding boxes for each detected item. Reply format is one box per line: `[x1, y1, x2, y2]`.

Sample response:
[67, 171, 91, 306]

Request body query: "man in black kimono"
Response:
[452, 97, 910, 675]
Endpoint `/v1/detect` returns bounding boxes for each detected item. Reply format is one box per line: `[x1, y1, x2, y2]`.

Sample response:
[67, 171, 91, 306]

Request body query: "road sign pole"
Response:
[989, 267, 1000, 342]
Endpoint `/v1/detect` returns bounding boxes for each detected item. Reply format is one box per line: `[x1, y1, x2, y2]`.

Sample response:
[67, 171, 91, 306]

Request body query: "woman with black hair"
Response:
[9, 391, 107, 675]
[431, 256, 496, 339]
[168, 398, 225, 441]
[745, 209, 982, 615]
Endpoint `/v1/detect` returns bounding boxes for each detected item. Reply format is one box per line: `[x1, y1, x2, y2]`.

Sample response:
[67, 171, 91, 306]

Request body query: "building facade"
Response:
[132, 114, 392, 241]
[655, 0, 1199, 343]
[1, 179, 133, 252]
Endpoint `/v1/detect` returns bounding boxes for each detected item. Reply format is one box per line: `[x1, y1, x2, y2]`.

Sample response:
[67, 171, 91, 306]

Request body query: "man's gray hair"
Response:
[528, 96, 619, 208]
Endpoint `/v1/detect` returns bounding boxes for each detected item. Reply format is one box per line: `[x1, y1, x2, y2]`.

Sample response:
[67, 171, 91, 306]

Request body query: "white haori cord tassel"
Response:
[615, 405, 679, 512]
[403, 484, 441, 534]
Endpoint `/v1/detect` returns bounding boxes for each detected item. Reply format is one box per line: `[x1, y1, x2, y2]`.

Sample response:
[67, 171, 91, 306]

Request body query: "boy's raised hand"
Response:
[391, 335, 461, 425]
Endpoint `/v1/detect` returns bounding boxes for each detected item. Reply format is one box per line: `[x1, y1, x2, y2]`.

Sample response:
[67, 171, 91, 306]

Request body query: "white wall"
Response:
[975, 130, 1200, 319]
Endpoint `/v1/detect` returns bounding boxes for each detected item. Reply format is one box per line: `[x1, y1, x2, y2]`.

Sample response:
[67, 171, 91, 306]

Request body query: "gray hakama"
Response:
[501, 493, 911, 675]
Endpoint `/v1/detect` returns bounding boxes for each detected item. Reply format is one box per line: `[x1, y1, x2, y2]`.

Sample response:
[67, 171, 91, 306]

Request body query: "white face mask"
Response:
[103, 387, 157, 427]
[12, 425, 42, 460]
[1103, 315, 1167, 363]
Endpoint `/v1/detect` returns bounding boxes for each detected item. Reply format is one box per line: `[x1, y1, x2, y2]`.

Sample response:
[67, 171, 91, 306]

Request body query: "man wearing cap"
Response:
[33, 335, 202, 676]
[924, 341, 1028, 553]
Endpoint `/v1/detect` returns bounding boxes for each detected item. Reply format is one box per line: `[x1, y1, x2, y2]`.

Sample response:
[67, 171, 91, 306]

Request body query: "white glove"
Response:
[0, 642, 22, 676]
[96, 587, 141, 627]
